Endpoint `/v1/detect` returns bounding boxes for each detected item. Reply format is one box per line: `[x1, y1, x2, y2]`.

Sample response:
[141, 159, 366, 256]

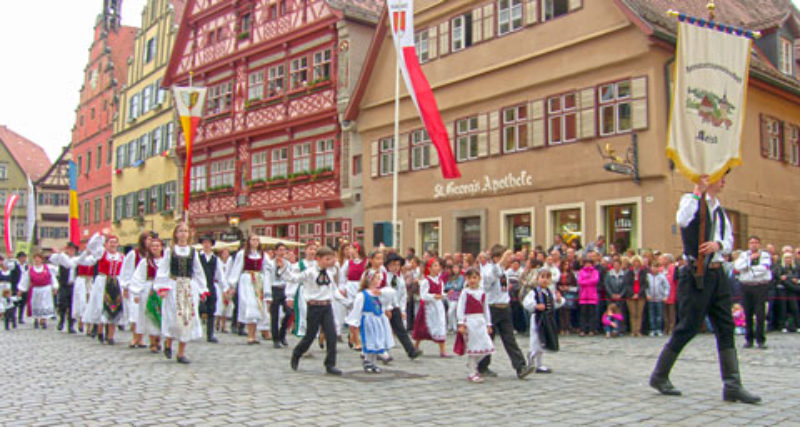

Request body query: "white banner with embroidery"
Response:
[666, 21, 752, 183]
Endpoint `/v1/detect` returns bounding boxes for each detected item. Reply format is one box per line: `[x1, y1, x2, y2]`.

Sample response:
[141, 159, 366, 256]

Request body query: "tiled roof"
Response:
[0, 125, 52, 181]
[327, 0, 384, 23]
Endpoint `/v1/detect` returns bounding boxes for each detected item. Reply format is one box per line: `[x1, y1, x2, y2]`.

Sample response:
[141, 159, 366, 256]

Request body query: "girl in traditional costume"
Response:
[122, 232, 153, 348]
[130, 237, 165, 353]
[347, 270, 394, 373]
[413, 258, 450, 357]
[228, 234, 269, 344]
[18, 252, 57, 329]
[83, 233, 125, 344]
[455, 267, 493, 383]
[216, 248, 234, 334]
[522, 269, 563, 374]
[339, 242, 367, 349]
[153, 222, 209, 364]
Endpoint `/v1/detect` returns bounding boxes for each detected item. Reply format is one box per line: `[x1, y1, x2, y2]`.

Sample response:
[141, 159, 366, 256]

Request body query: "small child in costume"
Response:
[455, 268, 493, 383]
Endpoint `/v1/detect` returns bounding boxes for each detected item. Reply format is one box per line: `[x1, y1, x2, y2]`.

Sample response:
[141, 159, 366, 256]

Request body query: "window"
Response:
[93, 198, 101, 223]
[502, 105, 528, 153]
[138, 134, 149, 161]
[315, 139, 334, 171]
[150, 127, 162, 155]
[280, 0, 287, 15]
[97, 146, 103, 169]
[788, 125, 800, 166]
[419, 220, 440, 254]
[542, 0, 569, 21]
[129, 93, 140, 119]
[0, 162, 7, 180]
[599, 80, 634, 136]
[137, 190, 147, 216]
[503, 212, 532, 251]
[104, 193, 111, 220]
[40, 227, 69, 239]
[148, 186, 158, 214]
[762, 116, 783, 160]
[547, 92, 577, 145]
[267, 64, 285, 97]
[550, 207, 583, 249]
[77, 156, 83, 175]
[190, 164, 207, 192]
[292, 142, 311, 174]
[290, 56, 308, 89]
[379, 137, 395, 176]
[125, 193, 135, 218]
[497, 0, 523, 35]
[164, 182, 176, 211]
[324, 220, 348, 250]
[270, 4, 278, 19]
[127, 141, 137, 166]
[780, 37, 794, 75]
[411, 130, 431, 170]
[209, 158, 235, 188]
[601, 204, 637, 253]
[299, 222, 318, 244]
[271, 147, 288, 178]
[91, 108, 95, 120]
[251, 151, 268, 181]
[248, 71, 264, 101]
[352, 155, 362, 175]
[14, 221, 25, 239]
[163, 123, 174, 151]
[114, 196, 122, 221]
[144, 37, 157, 63]
[86, 151, 92, 176]
[240, 12, 252, 32]
[452, 13, 473, 51]
[83, 201, 90, 225]
[456, 117, 480, 162]
[414, 31, 429, 63]
[207, 81, 233, 114]
[107, 140, 113, 164]
[313, 49, 332, 81]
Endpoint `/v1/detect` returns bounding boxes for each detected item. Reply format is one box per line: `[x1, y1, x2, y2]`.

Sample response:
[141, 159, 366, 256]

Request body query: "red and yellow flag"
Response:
[172, 86, 207, 212]
[68, 160, 80, 246]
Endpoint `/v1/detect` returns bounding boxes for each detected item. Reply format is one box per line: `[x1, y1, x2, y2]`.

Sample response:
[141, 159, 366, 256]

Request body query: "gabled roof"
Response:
[35, 146, 70, 187]
[327, 0, 383, 23]
[0, 125, 51, 181]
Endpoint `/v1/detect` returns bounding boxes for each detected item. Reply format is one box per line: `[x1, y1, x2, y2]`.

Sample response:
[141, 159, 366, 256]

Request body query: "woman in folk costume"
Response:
[522, 269, 563, 374]
[83, 232, 126, 344]
[153, 222, 209, 364]
[228, 234, 269, 344]
[216, 247, 234, 334]
[122, 231, 154, 348]
[130, 237, 166, 353]
[455, 267, 494, 383]
[346, 270, 395, 373]
[339, 242, 367, 350]
[413, 258, 451, 357]
[17, 252, 58, 329]
[71, 248, 96, 334]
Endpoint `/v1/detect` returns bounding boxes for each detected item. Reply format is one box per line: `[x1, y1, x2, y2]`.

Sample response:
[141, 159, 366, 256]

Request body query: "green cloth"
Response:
[145, 290, 162, 327]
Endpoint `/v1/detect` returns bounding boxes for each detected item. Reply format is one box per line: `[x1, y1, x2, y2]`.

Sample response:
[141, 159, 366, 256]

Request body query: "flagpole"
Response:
[392, 57, 400, 250]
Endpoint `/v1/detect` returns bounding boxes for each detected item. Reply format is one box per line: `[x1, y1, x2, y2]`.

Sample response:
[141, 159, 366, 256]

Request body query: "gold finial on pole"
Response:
[189, 71, 194, 86]
[707, 1, 716, 20]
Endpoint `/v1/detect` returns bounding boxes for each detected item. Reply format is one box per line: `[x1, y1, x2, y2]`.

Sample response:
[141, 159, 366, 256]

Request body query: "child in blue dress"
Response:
[347, 270, 394, 373]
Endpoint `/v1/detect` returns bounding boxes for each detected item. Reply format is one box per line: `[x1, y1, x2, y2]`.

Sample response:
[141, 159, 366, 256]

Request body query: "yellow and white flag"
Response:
[666, 21, 752, 183]
[172, 86, 207, 211]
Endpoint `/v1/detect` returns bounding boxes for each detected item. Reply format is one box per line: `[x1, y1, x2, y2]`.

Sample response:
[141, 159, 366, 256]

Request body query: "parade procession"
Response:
[1, 0, 800, 425]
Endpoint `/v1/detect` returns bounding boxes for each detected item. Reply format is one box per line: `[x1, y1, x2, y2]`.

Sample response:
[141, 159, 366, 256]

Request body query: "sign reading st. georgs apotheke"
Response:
[433, 171, 533, 199]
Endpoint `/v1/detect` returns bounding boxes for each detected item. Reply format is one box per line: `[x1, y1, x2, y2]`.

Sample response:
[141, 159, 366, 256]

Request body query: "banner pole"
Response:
[392, 58, 400, 249]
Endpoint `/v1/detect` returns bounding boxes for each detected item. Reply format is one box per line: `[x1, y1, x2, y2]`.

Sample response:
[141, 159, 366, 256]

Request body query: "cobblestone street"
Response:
[2, 323, 799, 426]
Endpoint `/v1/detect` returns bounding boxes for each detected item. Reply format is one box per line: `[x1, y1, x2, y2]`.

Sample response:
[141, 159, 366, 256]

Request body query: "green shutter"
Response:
[157, 184, 165, 211]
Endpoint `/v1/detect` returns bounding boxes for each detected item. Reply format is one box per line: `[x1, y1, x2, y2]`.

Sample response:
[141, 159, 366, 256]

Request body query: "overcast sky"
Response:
[1, 0, 799, 162]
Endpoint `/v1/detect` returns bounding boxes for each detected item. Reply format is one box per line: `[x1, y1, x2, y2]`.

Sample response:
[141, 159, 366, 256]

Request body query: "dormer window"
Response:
[780, 37, 794, 75]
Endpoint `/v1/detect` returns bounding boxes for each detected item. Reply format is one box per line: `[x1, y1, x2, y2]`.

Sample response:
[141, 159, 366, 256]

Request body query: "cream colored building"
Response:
[346, 0, 800, 255]
[112, 0, 184, 246]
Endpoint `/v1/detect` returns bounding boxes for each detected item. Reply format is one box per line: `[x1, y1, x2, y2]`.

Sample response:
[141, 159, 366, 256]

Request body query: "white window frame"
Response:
[207, 81, 233, 114]
[451, 15, 466, 52]
[315, 138, 334, 171]
[456, 117, 480, 162]
[598, 80, 633, 136]
[502, 105, 528, 153]
[547, 92, 578, 145]
[209, 158, 235, 188]
[251, 150, 268, 181]
[290, 56, 308, 89]
[313, 49, 332, 81]
[144, 36, 157, 63]
[414, 31, 429, 63]
[410, 129, 431, 170]
[248, 70, 264, 101]
[780, 37, 794, 75]
[190, 164, 207, 192]
[497, 0, 523, 36]
[270, 147, 288, 178]
[595, 197, 643, 253]
[164, 182, 176, 211]
[0, 162, 8, 180]
[379, 137, 395, 176]
[292, 142, 312, 174]
[499, 208, 536, 250]
[267, 64, 285, 97]
[545, 202, 586, 250]
[415, 217, 442, 257]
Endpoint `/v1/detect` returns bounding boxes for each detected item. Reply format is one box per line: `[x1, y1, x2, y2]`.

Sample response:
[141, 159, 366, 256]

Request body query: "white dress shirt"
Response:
[733, 250, 772, 284]
[676, 193, 733, 263]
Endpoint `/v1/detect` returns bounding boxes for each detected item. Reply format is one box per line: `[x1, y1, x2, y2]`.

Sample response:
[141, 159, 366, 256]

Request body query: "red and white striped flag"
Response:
[387, 0, 460, 179]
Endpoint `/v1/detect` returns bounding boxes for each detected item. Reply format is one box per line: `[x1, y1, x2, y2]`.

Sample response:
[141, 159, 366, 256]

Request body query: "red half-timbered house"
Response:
[163, 0, 382, 248]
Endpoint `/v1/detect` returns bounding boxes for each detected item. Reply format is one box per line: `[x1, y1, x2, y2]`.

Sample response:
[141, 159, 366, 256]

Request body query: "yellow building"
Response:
[112, 0, 185, 246]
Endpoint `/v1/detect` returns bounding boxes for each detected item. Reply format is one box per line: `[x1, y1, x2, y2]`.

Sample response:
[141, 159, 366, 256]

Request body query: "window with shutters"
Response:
[452, 14, 473, 51]
[115, 145, 125, 169]
[379, 137, 395, 176]
[542, 0, 569, 21]
[149, 186, 158, 214]
[142, 85, 153, 114]
[315, 138, 334, 171]
[206, 81, 233, 114]
[191, 164, 207, 192]
[125, 193, 135, 218]
[292, 142, 311, 174]
[267, 64, 285, 97]
[788, 124, 800, 166]
[502, 105, 528, 153]
[94, 198, 102, 223]
[291, 56, 308, 89]
[414, 31, 429, 63]
[210, 158, 235, 188]
[498, 0, 523, 35]
[271, 147, 288, 178]
[598, 79, 638, 136]
[136, 190, 146, 216]
[114, 196, 123, 221]
[410, 130, 431, 170]
[248, 70, 264, 101]
[127, 141, 136, 166]
[547, 92, 577, 145]
[96, 145, 103, 169]
[313, 49, 332, 81]
[151, 127, 162, 155]
[155, 79, 166, 104]
[138, 134, 149, 161]
[164, 123, 174, 151]
[251, 151, 268, 181]
[456, 117, 480, 161]
[164, 182, 176, 211]
[104, 194, 111, 220]
[129, 94, 140, 120]
[761, 116, 783, 161]
[780, 37, 794, 76]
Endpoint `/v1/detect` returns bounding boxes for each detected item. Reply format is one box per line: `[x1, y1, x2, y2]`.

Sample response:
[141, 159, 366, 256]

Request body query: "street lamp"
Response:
[597, 133, 640, 184]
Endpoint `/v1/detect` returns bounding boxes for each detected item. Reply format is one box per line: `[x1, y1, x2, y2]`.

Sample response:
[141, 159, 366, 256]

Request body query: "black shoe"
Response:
[98, 333, 104, 343]
[480, 369, 498, 378]
[164, 347, 173, 359]
[281, 338, 289, 347]
[107, 339, 115, 346]
[119, 325, 125, 331]
[176, 356, 191, 364]
[720, 348, 761, 404]
[326, 367, 342, 376]
[743, 341, 753, 348]
[207, 337, 219, 343]
[381, 355, 393, 365]
[650, 347, 682, 396]
[273, 341, 283, 349]
[516, 365, 535, 379]
[290, 354, 300, 371]
[57, 319, 64, 331]
[535, 367, 552, 374]
[409, 350, 423, 360]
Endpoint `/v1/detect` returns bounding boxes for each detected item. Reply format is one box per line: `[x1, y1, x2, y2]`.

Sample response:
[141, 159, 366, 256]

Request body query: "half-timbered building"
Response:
[35, 148, 71, 250]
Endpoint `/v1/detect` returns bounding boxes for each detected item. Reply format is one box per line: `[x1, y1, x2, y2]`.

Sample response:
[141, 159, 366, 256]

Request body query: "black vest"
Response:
[680, 195, 727, 258]
[58, 265, 70, 288]
[170, 247, 195, 278]
[9, 262, 22, 293]
[199, 252, 218, 297]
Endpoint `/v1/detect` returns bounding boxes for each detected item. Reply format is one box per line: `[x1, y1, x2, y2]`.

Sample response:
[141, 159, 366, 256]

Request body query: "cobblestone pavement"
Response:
[2, 321, 799, 426]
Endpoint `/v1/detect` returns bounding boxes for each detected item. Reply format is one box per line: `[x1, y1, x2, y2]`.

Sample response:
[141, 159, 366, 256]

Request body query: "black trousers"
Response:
[510, 300, 527, 333]
[406, 295, 416, 331]
[774, 288, 800, 332]
[666, 267, 735, 355]
[4, 304, 16, 329]
[204, 295, 217, 339]
[742, 284, 769, 345]
[389, 307, 415, 357]
[18, 292, 27, 322]
[580, 304, 598, 333]
[57, 284, 74, 325]
[478, 306, 527, 373]
[292, 304, 337, 368]
[270, 286, 291, 342]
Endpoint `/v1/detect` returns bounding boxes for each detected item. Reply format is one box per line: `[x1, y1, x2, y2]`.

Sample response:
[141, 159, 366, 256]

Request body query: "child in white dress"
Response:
[130, 238, 165, 353]
[456, 267, 494, 383]
[413, 258, 450, 357]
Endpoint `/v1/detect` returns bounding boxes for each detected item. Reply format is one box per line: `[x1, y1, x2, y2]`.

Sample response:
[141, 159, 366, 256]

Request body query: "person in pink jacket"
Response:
[577, 259, 599, 336]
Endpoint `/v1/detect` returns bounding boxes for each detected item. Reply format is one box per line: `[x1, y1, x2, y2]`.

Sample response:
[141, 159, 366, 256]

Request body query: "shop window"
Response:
[502, 105, 528, 153]
[315, 138, 334, 171]
[293, 142, 311, 174]
[209, 158, 235, 188]
[290, 56, 308, 89]
[598, 80, 634, 136]
[248, 70, 264, 101]
[497, 0, 523, 35]
[542, 0, 569, 21]
[267, 64, 285, 97]
[504, 212, 532, 252]
[190, 164, 207, 192]
[206, 81, 233, 114]
[457, 216, 482, 256]
[271, 147, 288, 178]
[411, 130, 431, 170]
[419, 220, 440, 254]
[456, 116, 480, 162]
[602, 204, 637, 254]
[379, 137, 395, 176]
[313, 49, 332, 81]
[547, 92, 577, 145]
[251, 151, 268, 181]
[551, 207, 582, 249]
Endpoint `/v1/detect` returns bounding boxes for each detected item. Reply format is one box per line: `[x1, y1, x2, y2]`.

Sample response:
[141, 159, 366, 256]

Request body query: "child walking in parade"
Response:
[18, 252, 58, 329]
[445, 263, 465, 334]
[198, 235, 227, 344]
[263, 242, 290, 347]
[522, 269, 562, 374]
[122, 232, 153, 348]
[288, 246, 344, 375]
[413, 258, 451, 357]
[130, 237, 166, 353]
[384, 252, 422, 359]
[47, 242, 80, 334]
[217, 248, 234, 334]
[346, 270, 395, 373]
[153, 222, 209, 364]
[83, 232, 125, 344]
[455, 267, 494, 383]
[1, 255, 18, 330]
